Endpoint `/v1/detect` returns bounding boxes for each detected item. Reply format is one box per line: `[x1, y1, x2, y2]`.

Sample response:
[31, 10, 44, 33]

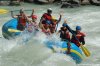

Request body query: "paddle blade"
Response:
[8, 29, 21, 32]
[0, 9, 8, 14]
[80, 45, 91, 57]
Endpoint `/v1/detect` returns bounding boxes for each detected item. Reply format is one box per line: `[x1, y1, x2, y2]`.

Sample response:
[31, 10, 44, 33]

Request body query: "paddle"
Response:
[8, 29, 22, 32]
[0, 9, 32, 14]
[65, 23, 90, 57]
[0, 9, 9, 14]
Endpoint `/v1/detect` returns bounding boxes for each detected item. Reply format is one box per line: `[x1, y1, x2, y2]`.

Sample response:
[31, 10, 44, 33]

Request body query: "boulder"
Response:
[34, 0, 55, 4]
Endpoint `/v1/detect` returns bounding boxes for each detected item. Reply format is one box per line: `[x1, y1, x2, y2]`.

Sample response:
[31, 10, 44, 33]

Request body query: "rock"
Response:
[81, 0, 100, 6]
[61, 0, 80, 8]
[89, 0, 100, 6]
[34, 0, 55, 4]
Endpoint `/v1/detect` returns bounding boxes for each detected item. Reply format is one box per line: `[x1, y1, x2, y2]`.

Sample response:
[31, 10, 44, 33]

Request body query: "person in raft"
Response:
[57, 20, 71, 54]
[39, 8, 53, 34]
[63, 20, 86, 47]
[27, 9, 39, 33]
[11, 8, 29, 31]
[58, 22, 70, 41]
[71, 26, 86, 47]
[50, 14, 62, 33]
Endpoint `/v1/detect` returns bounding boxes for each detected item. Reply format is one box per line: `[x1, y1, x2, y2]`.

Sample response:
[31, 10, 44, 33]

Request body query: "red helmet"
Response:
[32, 15, 37, 19]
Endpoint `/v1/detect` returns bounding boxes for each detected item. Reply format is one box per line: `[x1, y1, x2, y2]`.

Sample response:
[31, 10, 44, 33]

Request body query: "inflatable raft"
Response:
[2, 18, 21, 39]
[45, 40, 83, 64]
[2, 18, 83, 63]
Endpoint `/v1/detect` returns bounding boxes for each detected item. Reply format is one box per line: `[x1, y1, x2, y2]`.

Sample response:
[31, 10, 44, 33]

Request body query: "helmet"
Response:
[32, 15, 37, 19]
[62, 23, 67, 27]
[76, 26, 81, 30]
[47, 8, 52, 13]
[52, 16, 56, 20]
[20, 9, 24, 13]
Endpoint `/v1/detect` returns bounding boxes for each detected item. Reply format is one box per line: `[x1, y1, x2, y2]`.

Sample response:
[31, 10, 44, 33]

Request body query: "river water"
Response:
[0, 3, 100, 66]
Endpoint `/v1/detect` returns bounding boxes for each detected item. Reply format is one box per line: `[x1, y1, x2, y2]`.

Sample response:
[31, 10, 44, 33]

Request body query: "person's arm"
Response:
[28, 9, 34, 18]
[62, 20, 73, 33]
[57, 13, 62, 24]
[11, 11, 18, 18]
[31, 9, 34, 15]
[39, 14, 45, 29]
[40, 15, 45, 23]
[56, 30, 61, 35]
[21, 10, 30, 23]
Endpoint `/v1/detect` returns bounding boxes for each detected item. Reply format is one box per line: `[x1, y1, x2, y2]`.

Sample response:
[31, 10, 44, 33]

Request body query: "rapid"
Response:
[0, 3, 100, 66]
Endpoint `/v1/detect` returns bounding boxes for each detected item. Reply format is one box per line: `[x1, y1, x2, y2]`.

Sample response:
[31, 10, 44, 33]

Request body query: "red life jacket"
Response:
[18, 14, 26, 26]
[71, 31, 85, 47]
[60, 28, 70, 41]
[75, 32, 85, 40]
[43, 13, 52, 21]
[42, 13, 52, 24]
[65, 31, 70, 40]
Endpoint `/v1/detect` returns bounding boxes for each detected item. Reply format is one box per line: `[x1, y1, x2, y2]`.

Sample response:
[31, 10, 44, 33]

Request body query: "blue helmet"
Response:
[62, 23, 67, 27]
[76, 26, 81, 30]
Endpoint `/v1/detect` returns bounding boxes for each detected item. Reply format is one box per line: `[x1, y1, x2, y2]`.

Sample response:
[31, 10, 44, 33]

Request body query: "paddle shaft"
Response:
[11, 9, 32, 12]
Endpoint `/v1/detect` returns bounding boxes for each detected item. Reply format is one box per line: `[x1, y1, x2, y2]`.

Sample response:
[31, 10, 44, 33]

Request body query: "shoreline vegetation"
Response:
[0, 0, 100, 7]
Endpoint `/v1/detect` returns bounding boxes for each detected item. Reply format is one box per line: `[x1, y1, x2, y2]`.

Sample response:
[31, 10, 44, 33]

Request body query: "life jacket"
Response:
[60, 29, 70, 41]
[71, 31, 85, 47]
[43, 13, 52, 20]
[17, 14, 26, 26]
[42, 13, 52, 24]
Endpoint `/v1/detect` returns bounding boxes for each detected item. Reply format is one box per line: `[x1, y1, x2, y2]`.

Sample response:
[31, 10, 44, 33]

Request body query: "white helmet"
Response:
[47, 8, 52, 13]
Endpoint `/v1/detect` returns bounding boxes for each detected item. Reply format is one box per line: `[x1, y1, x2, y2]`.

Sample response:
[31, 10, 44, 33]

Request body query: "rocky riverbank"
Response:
[0, 0, 100, 6]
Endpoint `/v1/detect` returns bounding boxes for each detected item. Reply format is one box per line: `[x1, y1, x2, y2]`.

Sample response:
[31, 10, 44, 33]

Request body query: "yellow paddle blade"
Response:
[0, 9, 9, 14]
[80, 45, 91, 57]
[8, 29, 21, 32]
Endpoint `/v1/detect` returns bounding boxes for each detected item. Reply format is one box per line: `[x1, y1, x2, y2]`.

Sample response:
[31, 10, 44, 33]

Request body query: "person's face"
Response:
[48, 11, 52, 14]
[52, 20, 57, 23]
[63, 27, 67, 30]
[32, 18, 37, 22]
[20, 11, 24, 15]
[76, 30, 81, 33]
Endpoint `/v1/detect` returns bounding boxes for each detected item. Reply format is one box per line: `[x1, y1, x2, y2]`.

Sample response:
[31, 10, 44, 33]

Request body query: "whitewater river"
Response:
[0, 3, 100, 66]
